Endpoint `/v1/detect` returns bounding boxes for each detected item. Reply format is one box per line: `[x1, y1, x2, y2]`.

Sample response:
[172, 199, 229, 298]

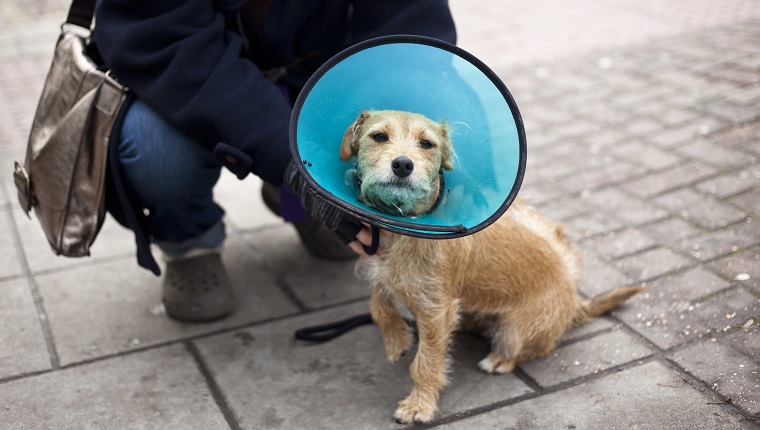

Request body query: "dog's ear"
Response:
[439, 122, 455, 170]
[340, 111, 370, 161]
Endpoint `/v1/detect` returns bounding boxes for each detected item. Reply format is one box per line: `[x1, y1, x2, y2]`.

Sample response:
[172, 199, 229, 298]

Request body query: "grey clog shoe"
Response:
[162, 253, 236, 322]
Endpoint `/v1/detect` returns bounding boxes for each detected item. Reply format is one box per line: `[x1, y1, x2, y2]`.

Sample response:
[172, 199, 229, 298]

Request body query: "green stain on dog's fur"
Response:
[362, 182, 429, 216]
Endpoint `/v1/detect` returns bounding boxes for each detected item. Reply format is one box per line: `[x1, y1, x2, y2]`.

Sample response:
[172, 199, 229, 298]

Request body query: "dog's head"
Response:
[340, 110, 454, 217]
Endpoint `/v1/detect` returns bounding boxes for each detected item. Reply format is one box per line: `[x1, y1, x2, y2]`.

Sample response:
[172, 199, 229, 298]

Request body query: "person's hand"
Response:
[348, 223, 393, 257]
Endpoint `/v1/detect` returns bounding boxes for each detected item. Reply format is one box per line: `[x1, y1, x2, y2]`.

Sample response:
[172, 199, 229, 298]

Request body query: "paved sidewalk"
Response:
[1, 1, 759, 429]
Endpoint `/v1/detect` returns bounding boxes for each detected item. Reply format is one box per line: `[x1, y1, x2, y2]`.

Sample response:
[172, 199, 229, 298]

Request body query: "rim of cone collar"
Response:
[289, 35, 527, 239]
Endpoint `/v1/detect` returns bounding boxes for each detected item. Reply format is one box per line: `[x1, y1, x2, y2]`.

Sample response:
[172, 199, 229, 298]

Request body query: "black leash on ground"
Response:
[294, 313, 374, 342]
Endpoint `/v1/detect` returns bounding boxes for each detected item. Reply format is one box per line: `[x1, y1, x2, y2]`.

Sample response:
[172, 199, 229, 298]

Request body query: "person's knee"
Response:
[118, 99, 219, 206]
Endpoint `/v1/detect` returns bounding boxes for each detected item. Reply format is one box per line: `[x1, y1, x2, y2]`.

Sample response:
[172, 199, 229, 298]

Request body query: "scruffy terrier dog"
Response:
[340, 110, 641, 424]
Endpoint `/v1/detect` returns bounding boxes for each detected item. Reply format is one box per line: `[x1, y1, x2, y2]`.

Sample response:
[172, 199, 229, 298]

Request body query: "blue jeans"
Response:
[119, 99, 225, 258]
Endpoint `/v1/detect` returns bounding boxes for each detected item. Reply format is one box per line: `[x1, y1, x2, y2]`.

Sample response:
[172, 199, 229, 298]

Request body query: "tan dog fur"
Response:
[340, 110, 641, 424]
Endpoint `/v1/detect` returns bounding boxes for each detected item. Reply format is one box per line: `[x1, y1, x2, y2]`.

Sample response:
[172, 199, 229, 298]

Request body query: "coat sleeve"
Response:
[93, 0, 292, 185]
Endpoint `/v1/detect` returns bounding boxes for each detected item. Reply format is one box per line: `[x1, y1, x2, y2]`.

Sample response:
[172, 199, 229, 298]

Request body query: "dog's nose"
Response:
[391, 156, 414, 178]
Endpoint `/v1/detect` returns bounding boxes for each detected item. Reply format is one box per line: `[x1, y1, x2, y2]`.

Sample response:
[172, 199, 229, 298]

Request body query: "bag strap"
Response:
[66, 0, 96, 29]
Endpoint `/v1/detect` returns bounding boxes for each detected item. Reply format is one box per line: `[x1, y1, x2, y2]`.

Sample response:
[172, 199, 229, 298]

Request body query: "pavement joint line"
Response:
[510, 366, 543, 393]
[228, 221, 313, 312]
[18, 251, 136, 278]
[437, 305, 759, 428]
[660, 356, 760, 426]
[184, 340, 242, 430]
[0, 295, 372, 386]
[26, 277, 61, 370]
[553, 317, 631, 351]
[229, 217, 363, 313]
[274, 273, 309, 312]
[235, 222, 287, 234]
[2, 198, 61, 370]
[420, 354, 661, 429]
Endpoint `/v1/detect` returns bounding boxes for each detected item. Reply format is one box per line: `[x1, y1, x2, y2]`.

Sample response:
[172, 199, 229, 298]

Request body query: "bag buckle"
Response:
[13, 161, 34, 215]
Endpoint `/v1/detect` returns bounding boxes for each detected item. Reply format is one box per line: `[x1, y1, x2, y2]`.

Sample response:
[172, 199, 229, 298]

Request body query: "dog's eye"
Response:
[419, 139, 434, 149]
[371, 132, 388, 143]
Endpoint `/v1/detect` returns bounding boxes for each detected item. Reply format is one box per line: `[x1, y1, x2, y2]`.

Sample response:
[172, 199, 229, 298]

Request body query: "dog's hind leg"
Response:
[394, 299, 459, 424]
[479, 311, 561, 374]
[478, 320, 523, 374]
[370, 288, 413, 362]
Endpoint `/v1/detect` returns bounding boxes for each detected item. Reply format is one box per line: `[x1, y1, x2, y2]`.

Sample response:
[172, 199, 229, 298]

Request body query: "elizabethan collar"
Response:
[290, 35, 526, 239]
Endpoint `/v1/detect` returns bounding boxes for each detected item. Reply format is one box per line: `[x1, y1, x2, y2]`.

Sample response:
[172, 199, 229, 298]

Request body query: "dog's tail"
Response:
[573, 286, 642, 326]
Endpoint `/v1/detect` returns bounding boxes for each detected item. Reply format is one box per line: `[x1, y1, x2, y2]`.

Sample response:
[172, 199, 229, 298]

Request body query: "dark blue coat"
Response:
[94, 0, 456, 185]
[92, 0, 456, 273]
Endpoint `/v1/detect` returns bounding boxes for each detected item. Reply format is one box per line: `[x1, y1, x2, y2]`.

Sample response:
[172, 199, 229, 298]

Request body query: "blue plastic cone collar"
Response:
[290, 35, 526, 239]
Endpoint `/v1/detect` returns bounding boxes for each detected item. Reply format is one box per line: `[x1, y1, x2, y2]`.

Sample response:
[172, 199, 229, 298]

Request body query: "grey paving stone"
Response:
[708, 247, 760, 291]
[613, 247, 694, 281]
[520, 329, 652, 387]
[656, 107, 702, 127]
[696, 165, 760, 199]
[11, 208, 138, 274]
[0, 161, 9, 207]
[550, 120, 603, 141]
[437, 361, 754, 430]
[709, 68, 760, 86]
[679, 221, 760, 261]
[619, 286, 759, 350]
[0, 278, 51, 379]
[699, 99, 760, 124]
[532, 194, 591, 222]
[194, 302, 533, 429]
[561, 160, 643, 194]
[680, 285, 759, 329]
[671, 339, 760, 416]
[579, 104, 634, 127]
[729, 188, 760, 216]
[639, 216, 704, 246]
[608, 140, 683, 171]
[0, 208, 24, 279]
[526, 154, 585, 186]
[36, 237, 298, 366]
[0, 155, 25, 202]
[676, 139, 755, 168]
[725, 84, 760, 105]
[653, 188, 748, 230]
[559, 317, 618, 344]
[712, 121, 760, 151]
[619, 160, 718, 199]
[650, 118, 728, 148]
[647, 266, 734, 303]
[578, 253, 635, 298]
[0, 344, 229, 429]
[725, 323, 759, 362]
[518, 181, 573, 207]
[243, 226, 368, 309]
[580, 228, 658, 261]
[583, 187, 669, 226]
[564, 210, 626, 241]
[584, 129, 629, 150]
[622, 118, 664, 137]
[671, 81, 744, 109]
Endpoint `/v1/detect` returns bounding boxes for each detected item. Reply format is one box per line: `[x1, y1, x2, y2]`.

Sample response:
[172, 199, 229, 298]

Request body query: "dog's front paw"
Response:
[384, 329, 413, 362]
[394, 397, 436, 424]
[478, 354, 517, 374]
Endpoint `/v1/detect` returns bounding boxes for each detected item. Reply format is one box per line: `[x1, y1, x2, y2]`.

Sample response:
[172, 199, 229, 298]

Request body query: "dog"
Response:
[340, 110, 641, 424]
